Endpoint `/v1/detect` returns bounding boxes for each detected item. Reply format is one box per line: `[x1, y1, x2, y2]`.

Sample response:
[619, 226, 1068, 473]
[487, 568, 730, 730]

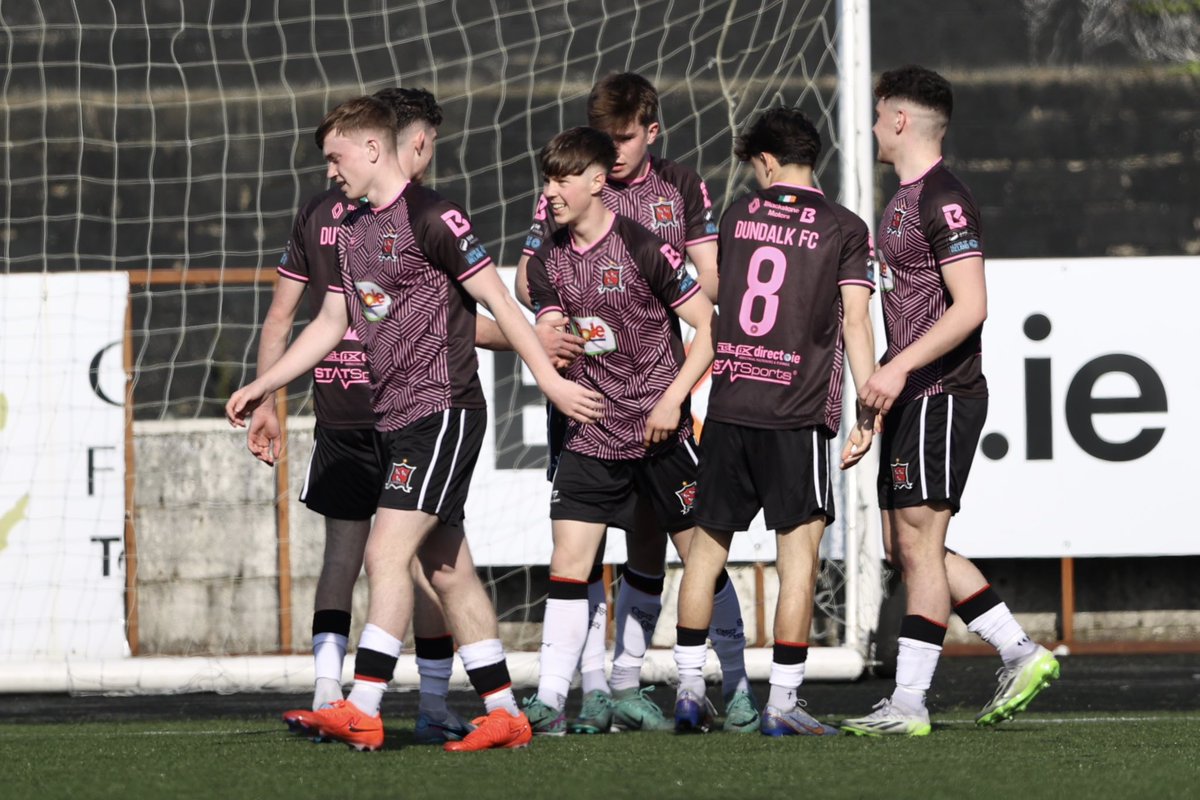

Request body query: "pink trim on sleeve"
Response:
[669, 282, 702, 309]
[534, 305, 566, 321]
[838, 278, 877, 290]
[458, 257, 494, 282]
[683, 234, 718, 247]
[277, 266, 309, 284]
[938, 251, 984, 268]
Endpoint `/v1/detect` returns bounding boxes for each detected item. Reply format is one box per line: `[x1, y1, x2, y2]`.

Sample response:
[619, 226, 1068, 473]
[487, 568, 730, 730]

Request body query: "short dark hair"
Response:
[373, 87, 443, 132]
[314, 95, 395, 149]
[874, 65, 953, 121]
[586, 72, 659, 131]
[734, 107, 821, 167]
[539, 127, 618, 180]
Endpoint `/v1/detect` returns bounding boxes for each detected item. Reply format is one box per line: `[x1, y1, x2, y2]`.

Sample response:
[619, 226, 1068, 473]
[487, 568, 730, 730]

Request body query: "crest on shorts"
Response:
[675, 481, 697, 514]
[885, 203, 907, 236]
[891, 460, 913, 490]
[380, 232, 399, 261]
[386, 459, 418, 493]
[599, 262, 625, 294]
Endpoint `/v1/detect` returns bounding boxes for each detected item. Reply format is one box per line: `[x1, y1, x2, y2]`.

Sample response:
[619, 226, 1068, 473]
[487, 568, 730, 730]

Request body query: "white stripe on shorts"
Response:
[945, 395, 954, 498]
[682, 437, 699, 465]
[918, 396, 929, 501]
[417, 410, 451, 509]
[811, 429, 821, 504]
[299, 438, 318, 502]
[434, 410, 467, 515]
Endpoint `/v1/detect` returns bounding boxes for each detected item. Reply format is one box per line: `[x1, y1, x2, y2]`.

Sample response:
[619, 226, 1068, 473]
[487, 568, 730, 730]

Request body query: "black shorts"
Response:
[545, 402, 568, 482]
[693, 420, 834, 533]
[877, 394, 987, 514]
[300, 425, 381, 521]
[549, 439, 700, 534]
[376, 408, 486, 526]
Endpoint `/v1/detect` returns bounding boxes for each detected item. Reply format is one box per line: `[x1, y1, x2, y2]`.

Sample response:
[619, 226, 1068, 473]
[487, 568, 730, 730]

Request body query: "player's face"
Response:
[542, 165, 603, 227]
[872, 98, 897, 165]
[603, 120, 659, 182]
[324, 130, 375, 199]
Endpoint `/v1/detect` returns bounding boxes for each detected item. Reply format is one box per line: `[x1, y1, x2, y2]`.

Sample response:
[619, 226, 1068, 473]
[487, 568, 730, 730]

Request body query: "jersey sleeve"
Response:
[835, 208, 876, 291]
[525, 244, 565, 321]
[417, 198, 494, 282]
[277, 203, 313, 286]
[521, 193, 561, 257]
[631, 221, 702, 309]
[921, 176, 985, 267]
[673, 163, 720, 247]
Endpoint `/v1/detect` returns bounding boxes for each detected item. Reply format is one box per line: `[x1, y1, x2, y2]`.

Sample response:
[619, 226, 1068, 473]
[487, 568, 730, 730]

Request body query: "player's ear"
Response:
[589, 164, 607, 194]
[365, 135, 380, 163]
[644, 121, 660, 145]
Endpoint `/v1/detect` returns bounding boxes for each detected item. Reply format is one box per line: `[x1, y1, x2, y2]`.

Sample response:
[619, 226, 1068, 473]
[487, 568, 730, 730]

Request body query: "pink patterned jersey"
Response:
[275, 188, 374, 429]
[707, 184, 874, 434]
[522, 155, 718, 262]
[526, 214, 702, 460]
[877, 160, 988, 403]
[331, 182, 489, 432]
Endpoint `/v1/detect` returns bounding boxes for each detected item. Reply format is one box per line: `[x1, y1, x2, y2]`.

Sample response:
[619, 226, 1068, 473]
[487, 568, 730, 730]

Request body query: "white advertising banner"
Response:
[0, 272, 129, 658]
[951, 257, 1196, 557]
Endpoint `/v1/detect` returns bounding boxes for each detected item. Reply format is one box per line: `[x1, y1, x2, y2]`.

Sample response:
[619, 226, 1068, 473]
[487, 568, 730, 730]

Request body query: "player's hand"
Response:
[840, 420, 875, 470]
[543, 376, 604, 425]
[226, 383, 269, 428]
[247, 403, 283, 466]
[536, 319, 584, 369]
[643, 400, 680, 448]
[859, 362, 907, 417]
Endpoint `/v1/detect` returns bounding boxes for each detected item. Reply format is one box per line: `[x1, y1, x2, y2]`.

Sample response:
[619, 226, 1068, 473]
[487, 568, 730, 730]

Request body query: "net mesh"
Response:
[1, 0, 868, 673]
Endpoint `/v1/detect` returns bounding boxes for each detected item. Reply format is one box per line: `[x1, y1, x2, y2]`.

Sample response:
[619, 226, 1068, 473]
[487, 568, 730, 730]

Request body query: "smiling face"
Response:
[323, 128, 379, 200]
[542, 163, 606, 228]
[601, 120, 659, 182]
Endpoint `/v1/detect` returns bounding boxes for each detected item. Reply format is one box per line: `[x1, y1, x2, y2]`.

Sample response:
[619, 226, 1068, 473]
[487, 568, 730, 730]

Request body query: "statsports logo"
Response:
[355, 280, 391, 322]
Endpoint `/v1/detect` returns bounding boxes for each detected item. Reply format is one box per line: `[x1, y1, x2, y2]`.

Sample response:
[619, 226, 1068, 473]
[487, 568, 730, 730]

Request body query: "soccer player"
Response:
[515, 73, 755, 734]
[226, 93, 603, 752]
[249, 179, 472, 745]
[671, 108, 877, 735]
[842, 65, 1059, 737]
[520, 127, 716, 737]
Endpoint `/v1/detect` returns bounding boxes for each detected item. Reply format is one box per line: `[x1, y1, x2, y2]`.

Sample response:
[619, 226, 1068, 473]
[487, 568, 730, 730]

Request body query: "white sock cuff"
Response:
[458, 638, 505, 671]
[313, 631, 348, 649]
[358, 623, 402, 657]
[897, 635, 943, 653]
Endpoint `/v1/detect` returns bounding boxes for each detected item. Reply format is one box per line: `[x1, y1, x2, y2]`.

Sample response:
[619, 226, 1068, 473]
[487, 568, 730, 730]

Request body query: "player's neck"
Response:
[569, 206, 615, 250]
[893, 146, 943, 184]
[365, 165, 410, 209]
[769, 166, 815, 189]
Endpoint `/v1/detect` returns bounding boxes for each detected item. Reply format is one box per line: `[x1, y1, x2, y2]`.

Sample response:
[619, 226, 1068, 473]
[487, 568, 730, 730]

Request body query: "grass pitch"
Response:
[5, 712, 1198, 800]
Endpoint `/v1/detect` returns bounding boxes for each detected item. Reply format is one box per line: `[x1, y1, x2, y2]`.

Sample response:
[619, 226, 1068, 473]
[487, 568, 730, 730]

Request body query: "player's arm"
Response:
[462, 265, 603, 424]
[474, 303, 585, 367]
[247, 276, 305, 465]
[686, 239, 719, 302]
[226, 290, 349, 428]
[859, 255, 986, 414]
[514, 253, 535, 310]
[645, 291, 715, 447]
[839, 283, 877, 469]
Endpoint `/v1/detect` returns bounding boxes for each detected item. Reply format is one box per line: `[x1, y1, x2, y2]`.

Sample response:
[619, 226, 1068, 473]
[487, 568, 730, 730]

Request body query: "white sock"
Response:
[709, 576, 749, 695]
[892, 636, 942, 712]
[610, 574, 662, 692]
[537, 596, 589, 709]
[967, 602, 1039, 667]
[673, 643, 708, 696]
[459, 638, 520, 717]
[346, 624, 402, 717]
[312, 632, 348, 709]
[767, 661, 806, 711]
[580, 578, 611, 696]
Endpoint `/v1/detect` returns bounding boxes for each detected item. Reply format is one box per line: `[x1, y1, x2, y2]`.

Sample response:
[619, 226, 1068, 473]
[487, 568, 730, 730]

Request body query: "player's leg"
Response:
[610, 497, 667, 700]
[569, 553, 616, 734]
[413, 522, 531, 752]
[759, 517, 839, 736]
[308, 517, 369, 711]
[410, 560, 475, 744]
[672, 524, 731, 732]
[526, 517, 608, 735]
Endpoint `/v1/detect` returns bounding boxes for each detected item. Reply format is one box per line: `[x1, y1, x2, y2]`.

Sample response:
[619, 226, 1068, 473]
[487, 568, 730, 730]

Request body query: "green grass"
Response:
[5, 713, 1199, 800]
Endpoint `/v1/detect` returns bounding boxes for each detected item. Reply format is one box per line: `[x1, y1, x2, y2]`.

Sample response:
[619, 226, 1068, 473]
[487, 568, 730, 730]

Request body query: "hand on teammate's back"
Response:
[542, 375, 604, 426]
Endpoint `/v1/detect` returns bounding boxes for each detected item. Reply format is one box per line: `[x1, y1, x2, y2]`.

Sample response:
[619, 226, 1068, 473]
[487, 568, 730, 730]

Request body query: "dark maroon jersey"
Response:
[275, 188, 374, 429]
[526, 214, 702, 460]
[522, 155, 718, 262]
[877, 159, 988, 403]
[707, 184, 874, 435]
[331, 182, 489, 432]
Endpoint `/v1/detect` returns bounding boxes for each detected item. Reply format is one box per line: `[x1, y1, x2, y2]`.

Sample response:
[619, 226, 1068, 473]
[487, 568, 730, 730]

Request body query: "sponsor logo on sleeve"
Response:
[440, 208, 472, 237]
[457, 232, 489, 266]
[941, 203, 968, 230]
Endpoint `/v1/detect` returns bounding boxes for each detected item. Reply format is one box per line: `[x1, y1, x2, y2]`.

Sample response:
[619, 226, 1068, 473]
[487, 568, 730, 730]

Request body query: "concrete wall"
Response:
[132, 420, 1200, 655]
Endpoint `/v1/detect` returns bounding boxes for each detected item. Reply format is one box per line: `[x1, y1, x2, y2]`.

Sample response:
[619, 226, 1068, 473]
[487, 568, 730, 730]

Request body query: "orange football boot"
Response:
[285, 699, 383, 751]
[443, 708, 532, 752]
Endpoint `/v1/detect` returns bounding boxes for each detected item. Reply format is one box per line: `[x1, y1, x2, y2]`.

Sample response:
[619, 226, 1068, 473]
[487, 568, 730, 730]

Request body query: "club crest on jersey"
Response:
[355, 280, 391, 322]
[675, 481, 697, 514]
[386, 460, 418, 493]
[379, 232, 399, 261]
[891, 460, 913, 490]
[599, 262, 625, 294]
[885, 203, 907, 236]
[650, 198, 678, 229]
